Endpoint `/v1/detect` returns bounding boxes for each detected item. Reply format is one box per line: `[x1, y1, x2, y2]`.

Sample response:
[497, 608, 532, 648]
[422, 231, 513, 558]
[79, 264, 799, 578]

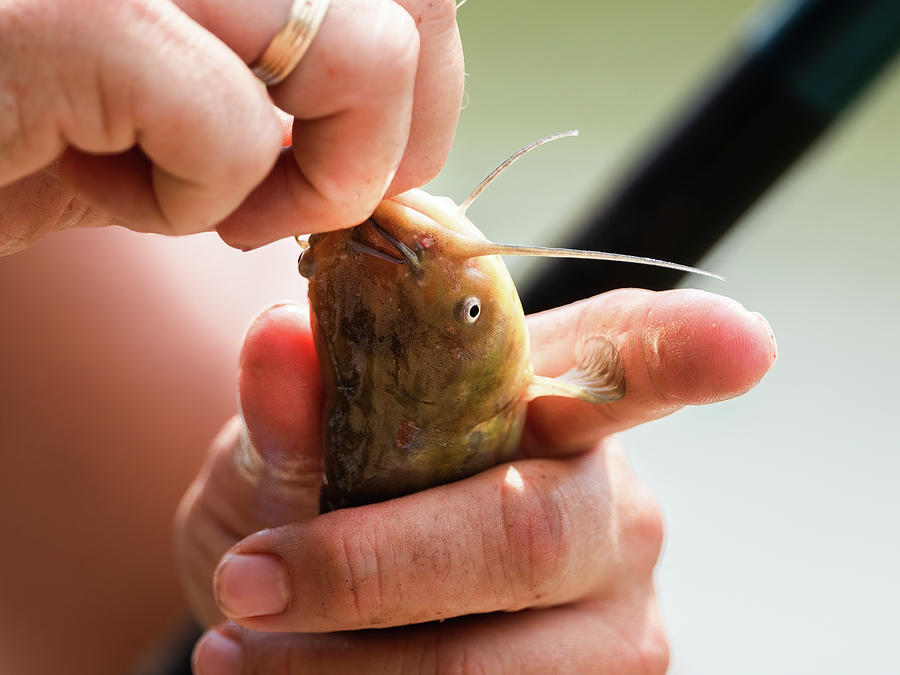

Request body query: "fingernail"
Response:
[215, 553, 291, 618]
[192, 631, 242, 675]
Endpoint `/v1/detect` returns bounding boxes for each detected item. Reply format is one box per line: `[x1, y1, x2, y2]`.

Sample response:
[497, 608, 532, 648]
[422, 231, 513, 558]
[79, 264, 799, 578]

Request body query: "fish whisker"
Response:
[347, 239, 405, 265]
[370, 220, 424, 276]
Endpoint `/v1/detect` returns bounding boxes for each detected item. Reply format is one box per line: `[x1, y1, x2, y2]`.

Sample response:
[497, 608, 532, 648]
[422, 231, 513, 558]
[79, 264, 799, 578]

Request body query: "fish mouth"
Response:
[349, 219, 424, 277]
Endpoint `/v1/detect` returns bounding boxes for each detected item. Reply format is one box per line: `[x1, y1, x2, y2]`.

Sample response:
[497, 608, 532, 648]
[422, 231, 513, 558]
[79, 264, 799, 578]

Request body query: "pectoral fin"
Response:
[526, 335, 625, 404]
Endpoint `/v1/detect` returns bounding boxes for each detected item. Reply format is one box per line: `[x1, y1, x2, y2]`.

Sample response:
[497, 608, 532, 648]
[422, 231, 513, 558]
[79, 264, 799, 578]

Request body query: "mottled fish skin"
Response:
[300, 190, 534, 511]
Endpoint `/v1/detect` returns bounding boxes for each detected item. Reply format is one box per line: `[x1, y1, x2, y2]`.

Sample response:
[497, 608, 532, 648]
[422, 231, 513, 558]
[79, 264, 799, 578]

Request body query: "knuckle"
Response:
[321, 522, 394, 627]
[0, 23, 49, 175]
[623, 617, 670, 675]
[496, 478, 576, 607]
[606, 442, 664, 576]
[370, 2, 421, 84]
[643, 629, 671, 675]
[432, 636, 505, 675]
[638, 305, 696, 407]
[604, 595, 670, 675]
[311, 0, 420, 108]
[396, 0, 459, 36]
[621, 483, 665, 574]
[342, 1, 419, 102]
[242, 640, 295, 675]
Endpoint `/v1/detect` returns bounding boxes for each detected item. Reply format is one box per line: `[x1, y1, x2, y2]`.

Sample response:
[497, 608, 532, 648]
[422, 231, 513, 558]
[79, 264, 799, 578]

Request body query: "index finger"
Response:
[522, 288, 777, 456]
[212, 0, 464, 249]
[213, 0, 424, 249]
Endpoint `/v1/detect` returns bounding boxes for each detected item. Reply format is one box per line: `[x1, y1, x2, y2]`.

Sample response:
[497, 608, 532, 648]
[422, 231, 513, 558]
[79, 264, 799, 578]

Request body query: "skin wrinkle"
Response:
[11, 81, 30, 174]
[0, 171, 57, 251]
[503, 472, 570, 610]
[494, 479, 521, 610]
[56, 194, 95, 230]
[621, 485, 665, 581]
[598, 450, 627, 592]
[584, 457, 618, 573]
[639, 304, 683, 409]
[56, 64, 81, 149]
[571, 294, 638, 427]
[469, 487, 500, 610]
[311, 532, 340, 621]
[368, 518, 391, 625]
[93, 61, 112, 150]
[383, 517, 402, 611]
[339, 527, 367, 625]
[617, 586, 669, 675]
[409, 631, 445, 675]
[611, 608, 654, 675]
[456, 641, 495, 675]
[0, 8, 32, 174]
[235, 416, 322, 488]
[218, 425, 320, 532]
[527, 481, 575, 603]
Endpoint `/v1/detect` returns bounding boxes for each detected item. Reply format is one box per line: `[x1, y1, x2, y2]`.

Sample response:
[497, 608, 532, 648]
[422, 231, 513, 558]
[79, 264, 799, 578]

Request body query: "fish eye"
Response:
[456, 296, 481, 324]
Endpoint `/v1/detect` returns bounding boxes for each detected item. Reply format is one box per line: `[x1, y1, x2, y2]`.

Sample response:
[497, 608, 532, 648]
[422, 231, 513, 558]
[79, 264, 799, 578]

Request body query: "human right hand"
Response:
[175, 289, 776, 673]
[0, 0, 463, 255]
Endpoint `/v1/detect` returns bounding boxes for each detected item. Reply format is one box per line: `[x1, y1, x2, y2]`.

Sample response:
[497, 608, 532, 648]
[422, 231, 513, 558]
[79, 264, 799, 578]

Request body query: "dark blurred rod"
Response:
[521, 0, 900, 314]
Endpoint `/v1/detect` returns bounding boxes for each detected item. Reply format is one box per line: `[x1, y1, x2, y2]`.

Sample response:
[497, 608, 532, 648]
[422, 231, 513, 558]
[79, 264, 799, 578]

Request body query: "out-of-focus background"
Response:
[434, 1, 899, 673]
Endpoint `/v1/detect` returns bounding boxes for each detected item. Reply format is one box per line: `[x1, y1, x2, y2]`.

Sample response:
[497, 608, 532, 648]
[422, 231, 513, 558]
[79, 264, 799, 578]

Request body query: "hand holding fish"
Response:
[176, 290, 776, 673]
[0, 0, 463, 254]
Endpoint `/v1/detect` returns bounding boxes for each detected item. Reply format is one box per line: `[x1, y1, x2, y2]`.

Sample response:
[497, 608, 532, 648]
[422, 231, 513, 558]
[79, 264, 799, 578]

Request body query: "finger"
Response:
[193, 591, 668, 675]
[1, 0, 281, 234]
[0, 164, 111, 256]
[174, 301, 323, 626]
[523, 288, 778, 456]
[212, 437, 663, 632]
[386, 0, 465, 193]
[238, 302, 323, 484]
[213, 0, 422, 249]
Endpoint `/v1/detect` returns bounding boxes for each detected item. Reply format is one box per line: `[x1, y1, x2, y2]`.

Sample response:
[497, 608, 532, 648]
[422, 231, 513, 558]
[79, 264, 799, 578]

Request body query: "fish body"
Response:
[300, 189, 623, 511]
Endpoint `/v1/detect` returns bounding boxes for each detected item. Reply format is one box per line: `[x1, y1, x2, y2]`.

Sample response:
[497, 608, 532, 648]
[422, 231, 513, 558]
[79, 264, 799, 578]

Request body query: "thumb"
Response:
[238, 301, 324, 518]
[175, 301, 323, 626]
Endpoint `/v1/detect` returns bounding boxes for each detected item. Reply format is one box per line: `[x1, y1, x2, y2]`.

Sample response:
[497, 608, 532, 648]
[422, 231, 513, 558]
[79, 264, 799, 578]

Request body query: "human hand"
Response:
[0, 0, 462, 254]
[174, 288, 776, 673]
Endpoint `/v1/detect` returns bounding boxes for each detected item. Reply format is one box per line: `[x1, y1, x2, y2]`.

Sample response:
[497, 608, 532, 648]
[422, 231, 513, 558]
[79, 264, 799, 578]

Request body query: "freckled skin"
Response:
[301, 189, 533, 511]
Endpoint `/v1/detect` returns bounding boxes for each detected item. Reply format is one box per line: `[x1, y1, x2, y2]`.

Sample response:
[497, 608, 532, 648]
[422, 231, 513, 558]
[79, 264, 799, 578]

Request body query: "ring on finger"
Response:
[250, 0, 332, 86]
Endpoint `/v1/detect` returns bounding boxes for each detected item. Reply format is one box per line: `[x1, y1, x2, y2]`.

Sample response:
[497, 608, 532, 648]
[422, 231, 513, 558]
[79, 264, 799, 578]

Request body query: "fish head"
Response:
[300, 189, 534, 422]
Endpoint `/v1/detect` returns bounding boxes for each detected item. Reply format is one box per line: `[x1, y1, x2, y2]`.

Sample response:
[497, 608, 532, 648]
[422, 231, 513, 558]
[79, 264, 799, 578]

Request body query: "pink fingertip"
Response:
[192, 630, 242, 675]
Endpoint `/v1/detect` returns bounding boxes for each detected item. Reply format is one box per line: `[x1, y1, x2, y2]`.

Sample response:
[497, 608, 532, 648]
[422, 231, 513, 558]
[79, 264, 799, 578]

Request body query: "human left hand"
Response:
[0, 0, 463, 254]
[174, 289, 776, 673]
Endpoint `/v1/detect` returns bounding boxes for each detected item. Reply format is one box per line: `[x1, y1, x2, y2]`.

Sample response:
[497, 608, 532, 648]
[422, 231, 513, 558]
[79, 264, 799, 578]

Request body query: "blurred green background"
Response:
[428, 1, 900, 673]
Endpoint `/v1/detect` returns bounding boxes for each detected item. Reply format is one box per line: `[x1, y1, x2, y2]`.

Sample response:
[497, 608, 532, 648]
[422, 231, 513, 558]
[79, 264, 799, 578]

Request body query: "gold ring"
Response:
[250, 0, 332, 86]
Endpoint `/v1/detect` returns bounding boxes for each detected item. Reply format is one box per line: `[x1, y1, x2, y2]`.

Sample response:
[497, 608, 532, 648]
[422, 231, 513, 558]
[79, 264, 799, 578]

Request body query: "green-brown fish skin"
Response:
[300, 189, 534, 511]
